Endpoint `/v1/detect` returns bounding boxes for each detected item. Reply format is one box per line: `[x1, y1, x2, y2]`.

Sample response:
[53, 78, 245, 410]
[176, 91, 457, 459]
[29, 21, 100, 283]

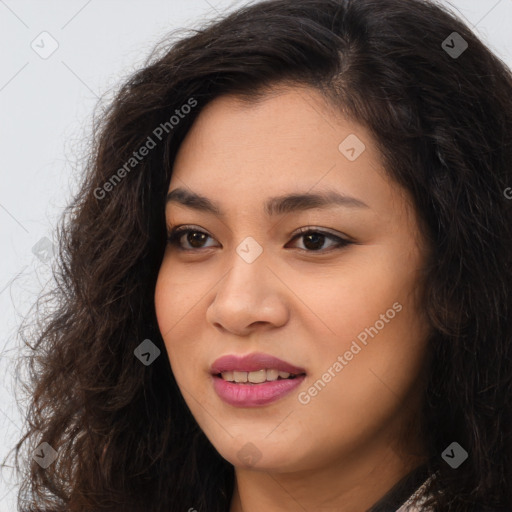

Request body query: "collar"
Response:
[366, 464, 433, 512]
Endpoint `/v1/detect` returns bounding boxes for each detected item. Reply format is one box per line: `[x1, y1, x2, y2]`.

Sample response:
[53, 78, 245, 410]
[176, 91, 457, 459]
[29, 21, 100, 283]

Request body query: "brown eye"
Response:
[288, 229, 351, 252]
[301, 232, 328, 251]
[167, 228, 216, 250]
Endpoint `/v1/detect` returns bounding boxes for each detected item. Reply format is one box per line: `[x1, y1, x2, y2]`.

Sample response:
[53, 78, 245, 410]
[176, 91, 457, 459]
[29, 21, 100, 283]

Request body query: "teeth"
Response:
[266, 369, 279, 381]
[222, 370, 234, 381]
[219, 369, 299, 383]
[233, 371, 247, 383]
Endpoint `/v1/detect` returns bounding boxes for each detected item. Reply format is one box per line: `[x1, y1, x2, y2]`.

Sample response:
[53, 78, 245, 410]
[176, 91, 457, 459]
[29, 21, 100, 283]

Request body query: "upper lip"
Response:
[210, 352, 306, 375]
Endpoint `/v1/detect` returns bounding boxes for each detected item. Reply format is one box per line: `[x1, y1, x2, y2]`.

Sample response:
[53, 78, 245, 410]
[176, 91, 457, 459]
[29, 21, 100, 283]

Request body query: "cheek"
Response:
[300, 261, 409, 353]
[154, 262, 210, 380]
[154, 267, 175, 337]
[302, 250, 429, 410]
[154, 264, 190, 370]
[154, 258, 202, 335]
[296, 305, 428, 462]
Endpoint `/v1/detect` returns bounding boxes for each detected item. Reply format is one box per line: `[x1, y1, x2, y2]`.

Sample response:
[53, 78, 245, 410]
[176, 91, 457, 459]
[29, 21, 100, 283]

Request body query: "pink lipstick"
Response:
[210, 352, 306, 407]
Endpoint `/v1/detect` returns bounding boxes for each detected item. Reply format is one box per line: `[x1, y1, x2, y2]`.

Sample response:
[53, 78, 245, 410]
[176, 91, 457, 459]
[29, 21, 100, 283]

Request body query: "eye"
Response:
[166, 226, 218, 251]
[287, 227, 352, 252]
[166, 225, 352, 253]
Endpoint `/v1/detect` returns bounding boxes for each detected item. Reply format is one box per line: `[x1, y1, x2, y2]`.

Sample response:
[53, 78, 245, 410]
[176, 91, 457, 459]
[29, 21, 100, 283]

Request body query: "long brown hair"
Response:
[7, 0, 512, 510]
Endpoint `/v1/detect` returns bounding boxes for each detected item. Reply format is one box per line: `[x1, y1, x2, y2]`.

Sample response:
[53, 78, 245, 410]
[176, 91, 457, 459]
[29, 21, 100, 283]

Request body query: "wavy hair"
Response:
[7, 0, 512, 510]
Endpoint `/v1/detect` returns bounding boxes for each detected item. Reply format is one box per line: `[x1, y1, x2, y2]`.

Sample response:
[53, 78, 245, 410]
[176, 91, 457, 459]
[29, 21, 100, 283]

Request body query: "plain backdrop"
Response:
[1, 0, 511, 510]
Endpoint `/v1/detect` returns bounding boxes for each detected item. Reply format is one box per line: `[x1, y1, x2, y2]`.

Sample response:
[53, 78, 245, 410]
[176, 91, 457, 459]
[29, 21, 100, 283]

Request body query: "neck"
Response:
[229, 437, 427, 512]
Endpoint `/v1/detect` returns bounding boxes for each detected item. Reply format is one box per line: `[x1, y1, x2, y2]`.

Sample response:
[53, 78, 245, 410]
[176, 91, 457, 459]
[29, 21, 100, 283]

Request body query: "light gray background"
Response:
[1, 0, 511, 510]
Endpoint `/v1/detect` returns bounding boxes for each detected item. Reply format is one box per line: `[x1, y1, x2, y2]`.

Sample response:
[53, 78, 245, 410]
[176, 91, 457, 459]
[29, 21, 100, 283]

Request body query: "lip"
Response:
[211, 374, 306, 407]
[210, 352, 306, 375]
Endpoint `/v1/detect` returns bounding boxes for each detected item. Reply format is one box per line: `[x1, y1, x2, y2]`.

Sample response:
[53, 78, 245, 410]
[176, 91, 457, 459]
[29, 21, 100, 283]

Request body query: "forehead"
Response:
[168, 87, 407, 221]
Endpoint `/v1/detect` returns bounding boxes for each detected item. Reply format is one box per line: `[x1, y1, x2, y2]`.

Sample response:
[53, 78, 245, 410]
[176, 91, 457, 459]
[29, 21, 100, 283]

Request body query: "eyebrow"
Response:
[166, 187, 369, 217]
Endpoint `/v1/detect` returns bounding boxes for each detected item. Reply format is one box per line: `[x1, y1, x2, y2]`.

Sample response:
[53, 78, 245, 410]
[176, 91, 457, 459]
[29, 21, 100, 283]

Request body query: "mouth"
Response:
[210, 351, 307, 379]
[210, 352, 307, 406]
[211, 372, 307, 407]
[213, 369, 306, 384]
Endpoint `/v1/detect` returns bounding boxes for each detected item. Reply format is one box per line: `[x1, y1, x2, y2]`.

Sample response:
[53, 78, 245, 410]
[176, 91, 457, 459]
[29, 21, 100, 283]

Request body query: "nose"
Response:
[206, 254, 289, 336]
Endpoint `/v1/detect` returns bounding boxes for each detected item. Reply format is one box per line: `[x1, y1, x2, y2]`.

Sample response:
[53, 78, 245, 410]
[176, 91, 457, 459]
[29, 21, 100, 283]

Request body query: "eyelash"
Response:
[166, 225, 352, 253]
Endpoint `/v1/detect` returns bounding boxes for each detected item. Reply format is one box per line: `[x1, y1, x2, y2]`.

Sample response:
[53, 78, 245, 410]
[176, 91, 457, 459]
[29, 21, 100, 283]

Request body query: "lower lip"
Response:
[212, 374, 306, 407]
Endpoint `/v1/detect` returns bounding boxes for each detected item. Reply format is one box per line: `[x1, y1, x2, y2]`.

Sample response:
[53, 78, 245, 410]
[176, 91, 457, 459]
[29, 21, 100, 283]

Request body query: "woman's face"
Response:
[155, 86, 431, 474]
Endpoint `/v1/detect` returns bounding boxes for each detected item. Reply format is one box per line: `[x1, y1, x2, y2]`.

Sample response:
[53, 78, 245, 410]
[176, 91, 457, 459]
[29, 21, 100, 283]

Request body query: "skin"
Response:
[154, 85, 432, 512]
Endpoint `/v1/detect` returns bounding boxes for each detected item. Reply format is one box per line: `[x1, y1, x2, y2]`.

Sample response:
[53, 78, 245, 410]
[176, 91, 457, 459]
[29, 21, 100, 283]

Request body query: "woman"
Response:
[10, 0, 512, 510]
